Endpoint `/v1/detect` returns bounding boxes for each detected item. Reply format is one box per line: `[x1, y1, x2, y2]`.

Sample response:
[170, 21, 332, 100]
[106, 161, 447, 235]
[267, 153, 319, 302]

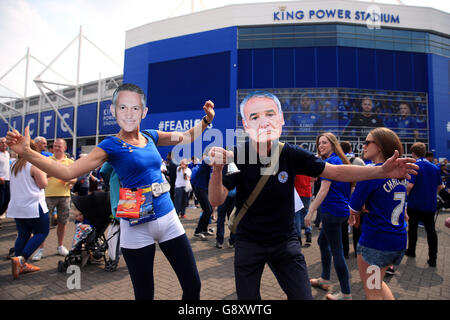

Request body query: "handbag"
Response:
[185, 179, 193, 193]
[228, 142, 285, 233]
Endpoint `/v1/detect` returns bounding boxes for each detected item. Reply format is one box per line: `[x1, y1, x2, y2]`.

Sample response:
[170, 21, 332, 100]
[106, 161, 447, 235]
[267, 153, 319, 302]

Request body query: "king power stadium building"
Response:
[1, 0, 449, 160]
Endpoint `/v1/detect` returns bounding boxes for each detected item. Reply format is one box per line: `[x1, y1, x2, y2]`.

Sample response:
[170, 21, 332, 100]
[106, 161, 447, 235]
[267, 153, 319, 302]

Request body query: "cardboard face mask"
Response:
[242, 96, 284, 144]
[110, 91, 148, 133]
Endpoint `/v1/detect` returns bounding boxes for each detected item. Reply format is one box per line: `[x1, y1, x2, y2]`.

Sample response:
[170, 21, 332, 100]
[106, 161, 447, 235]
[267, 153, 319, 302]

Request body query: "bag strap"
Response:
[231, 142, 285, 231]
[141, 130, 157, 145]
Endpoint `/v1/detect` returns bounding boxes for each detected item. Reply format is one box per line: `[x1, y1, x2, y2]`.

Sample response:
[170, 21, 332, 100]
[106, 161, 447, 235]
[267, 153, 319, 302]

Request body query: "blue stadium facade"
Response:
[123, 1, 449, 159]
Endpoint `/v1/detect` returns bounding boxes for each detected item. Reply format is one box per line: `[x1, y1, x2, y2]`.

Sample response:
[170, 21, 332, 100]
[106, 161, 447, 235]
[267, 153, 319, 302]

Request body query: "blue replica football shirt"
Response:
[97, 129, 174, 217]
[396, 116, 417, 139]
[349, 163, 407, 251]
[407, 158, 442, 213]
[190, 160, 212, 190]
[321, 153, 351, 217]
[293, 113, 323, 136]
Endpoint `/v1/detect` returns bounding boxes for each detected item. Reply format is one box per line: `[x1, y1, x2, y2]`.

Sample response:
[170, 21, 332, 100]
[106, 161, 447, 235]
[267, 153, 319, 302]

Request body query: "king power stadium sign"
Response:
[273, 8, 400, 25]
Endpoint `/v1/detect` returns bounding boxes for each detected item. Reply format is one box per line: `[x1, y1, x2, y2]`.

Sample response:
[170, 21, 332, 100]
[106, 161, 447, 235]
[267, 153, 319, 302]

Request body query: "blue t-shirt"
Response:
[321, 153, 351, 217]
[97, 130, 174, 218]
[396, 116, 417, 139]
[293, 113, 323, 136]
[407, 158, 442, 212]
[190, 160, 211, 190]
[349, 164, 407, 251]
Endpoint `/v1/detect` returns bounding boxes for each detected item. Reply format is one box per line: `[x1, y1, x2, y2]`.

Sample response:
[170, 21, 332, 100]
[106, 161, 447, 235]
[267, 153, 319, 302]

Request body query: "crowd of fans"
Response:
[1, 86, 449, 301]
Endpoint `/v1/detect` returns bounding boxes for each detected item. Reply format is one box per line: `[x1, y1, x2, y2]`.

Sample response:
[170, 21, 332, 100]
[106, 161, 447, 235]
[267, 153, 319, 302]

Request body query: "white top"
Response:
[175, 167, 191, 188]
[294, 188, 304, 213]
[7, 161, 48, 219]
[0, 151, 10, 181]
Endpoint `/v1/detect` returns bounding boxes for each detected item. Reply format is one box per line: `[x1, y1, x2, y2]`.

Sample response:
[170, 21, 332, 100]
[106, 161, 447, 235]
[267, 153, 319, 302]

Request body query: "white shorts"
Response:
[119, 209, 185, 249]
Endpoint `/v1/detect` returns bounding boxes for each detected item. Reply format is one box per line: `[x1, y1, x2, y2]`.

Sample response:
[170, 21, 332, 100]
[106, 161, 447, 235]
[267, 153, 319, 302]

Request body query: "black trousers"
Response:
[234, 235, 313, 300]
[0, 181, 10, 215]
[407, 208, 438, 260]
[193, 186, 213, 234]
[121, 234, 201, 300]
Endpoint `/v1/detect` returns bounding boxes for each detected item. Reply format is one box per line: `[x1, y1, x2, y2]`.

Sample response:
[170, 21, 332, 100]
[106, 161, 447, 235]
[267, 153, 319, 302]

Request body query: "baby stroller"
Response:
[57, 191, 120, 273]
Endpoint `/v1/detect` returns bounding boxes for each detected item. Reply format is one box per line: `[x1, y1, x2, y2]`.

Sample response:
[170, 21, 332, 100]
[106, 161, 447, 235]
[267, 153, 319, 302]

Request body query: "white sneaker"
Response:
[194, 233, 207, 241]
[32, 248, 44, 261]
[326, 292, 352, 300]
[57, 246, 69, 256]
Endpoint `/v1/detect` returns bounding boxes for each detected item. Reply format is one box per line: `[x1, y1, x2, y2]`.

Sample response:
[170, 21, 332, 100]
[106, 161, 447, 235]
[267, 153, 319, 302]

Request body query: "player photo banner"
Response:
[237, 88, 428, 155]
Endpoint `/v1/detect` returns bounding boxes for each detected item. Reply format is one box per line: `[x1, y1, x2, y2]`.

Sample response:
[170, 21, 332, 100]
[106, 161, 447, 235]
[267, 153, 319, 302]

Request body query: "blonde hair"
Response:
[316, 132, 350, 165]
[12, 140, 37, 176]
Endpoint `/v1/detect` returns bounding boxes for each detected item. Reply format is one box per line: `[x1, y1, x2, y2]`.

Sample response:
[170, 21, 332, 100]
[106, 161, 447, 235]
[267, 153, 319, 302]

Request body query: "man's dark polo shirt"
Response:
[223, 141, 326, 246]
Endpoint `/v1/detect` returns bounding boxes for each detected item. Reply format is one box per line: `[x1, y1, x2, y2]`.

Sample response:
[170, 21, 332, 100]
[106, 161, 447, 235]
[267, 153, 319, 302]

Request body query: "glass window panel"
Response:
[296, 36, 316, 47]
[338, 37, 357, 47]
[315, 24, 337, 32]
[375, 38, 394, 50]
[273, 25, 295, 35]
[252, 39, 273, 49]
[294, 25, 315, 33]
[336, 24, 355, 34]
[238, 25, 448, 57]
[238, 27, 254, 35]
[356, 38, 375, 49]
[272, 38, 295, 47]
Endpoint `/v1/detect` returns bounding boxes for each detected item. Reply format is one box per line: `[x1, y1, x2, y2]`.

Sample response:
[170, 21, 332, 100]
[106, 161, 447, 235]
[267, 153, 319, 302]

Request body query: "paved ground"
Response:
[0, 202, 449, 300]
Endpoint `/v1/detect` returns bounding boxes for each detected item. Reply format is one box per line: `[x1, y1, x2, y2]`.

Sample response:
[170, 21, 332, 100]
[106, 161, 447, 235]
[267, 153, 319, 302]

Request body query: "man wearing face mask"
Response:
[207, 91, 418, 300]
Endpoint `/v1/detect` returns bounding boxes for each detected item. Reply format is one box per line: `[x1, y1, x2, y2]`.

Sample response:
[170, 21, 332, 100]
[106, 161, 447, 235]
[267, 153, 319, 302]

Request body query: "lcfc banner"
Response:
[56, 106, 74, 138]
[0, 121, 7, 136]
[39, 110, 55, 139]
[11, 116, 23, 133]
[24, 113, 39, 139]
[0, 116, 24, 136]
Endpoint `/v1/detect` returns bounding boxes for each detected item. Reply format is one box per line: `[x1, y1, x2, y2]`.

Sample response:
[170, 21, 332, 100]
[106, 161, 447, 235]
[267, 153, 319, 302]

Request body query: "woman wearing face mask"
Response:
[305, 132, 352, 300]
[6, 83, 214, 300]
[348, 128, 408, 300]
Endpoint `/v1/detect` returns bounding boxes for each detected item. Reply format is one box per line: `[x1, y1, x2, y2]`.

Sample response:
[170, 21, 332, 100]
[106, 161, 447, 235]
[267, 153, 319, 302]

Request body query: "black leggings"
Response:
[121, 233, 201, 300]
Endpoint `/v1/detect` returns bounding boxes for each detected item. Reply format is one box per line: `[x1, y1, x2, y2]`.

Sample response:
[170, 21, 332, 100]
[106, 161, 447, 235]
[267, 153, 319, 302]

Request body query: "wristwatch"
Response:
[202, 116, 211, 125]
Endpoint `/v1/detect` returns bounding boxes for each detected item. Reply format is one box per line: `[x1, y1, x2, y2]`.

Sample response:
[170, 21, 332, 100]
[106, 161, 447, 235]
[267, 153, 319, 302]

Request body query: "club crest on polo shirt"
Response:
[278, 171, 288, 183]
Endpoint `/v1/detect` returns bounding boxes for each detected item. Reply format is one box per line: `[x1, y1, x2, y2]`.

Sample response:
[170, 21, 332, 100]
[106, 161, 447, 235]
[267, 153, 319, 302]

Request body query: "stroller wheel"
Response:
[57, 260, 67, 273]
[105, 259, 118, 272]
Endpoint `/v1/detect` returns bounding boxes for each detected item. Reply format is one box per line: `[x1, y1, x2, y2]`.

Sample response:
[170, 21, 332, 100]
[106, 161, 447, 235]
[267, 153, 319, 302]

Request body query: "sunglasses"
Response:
[363, 140, 376, 146]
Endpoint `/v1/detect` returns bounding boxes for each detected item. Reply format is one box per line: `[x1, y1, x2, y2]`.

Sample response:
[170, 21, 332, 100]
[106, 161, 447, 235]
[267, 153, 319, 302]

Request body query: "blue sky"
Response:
[0, 0, 448, 99]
